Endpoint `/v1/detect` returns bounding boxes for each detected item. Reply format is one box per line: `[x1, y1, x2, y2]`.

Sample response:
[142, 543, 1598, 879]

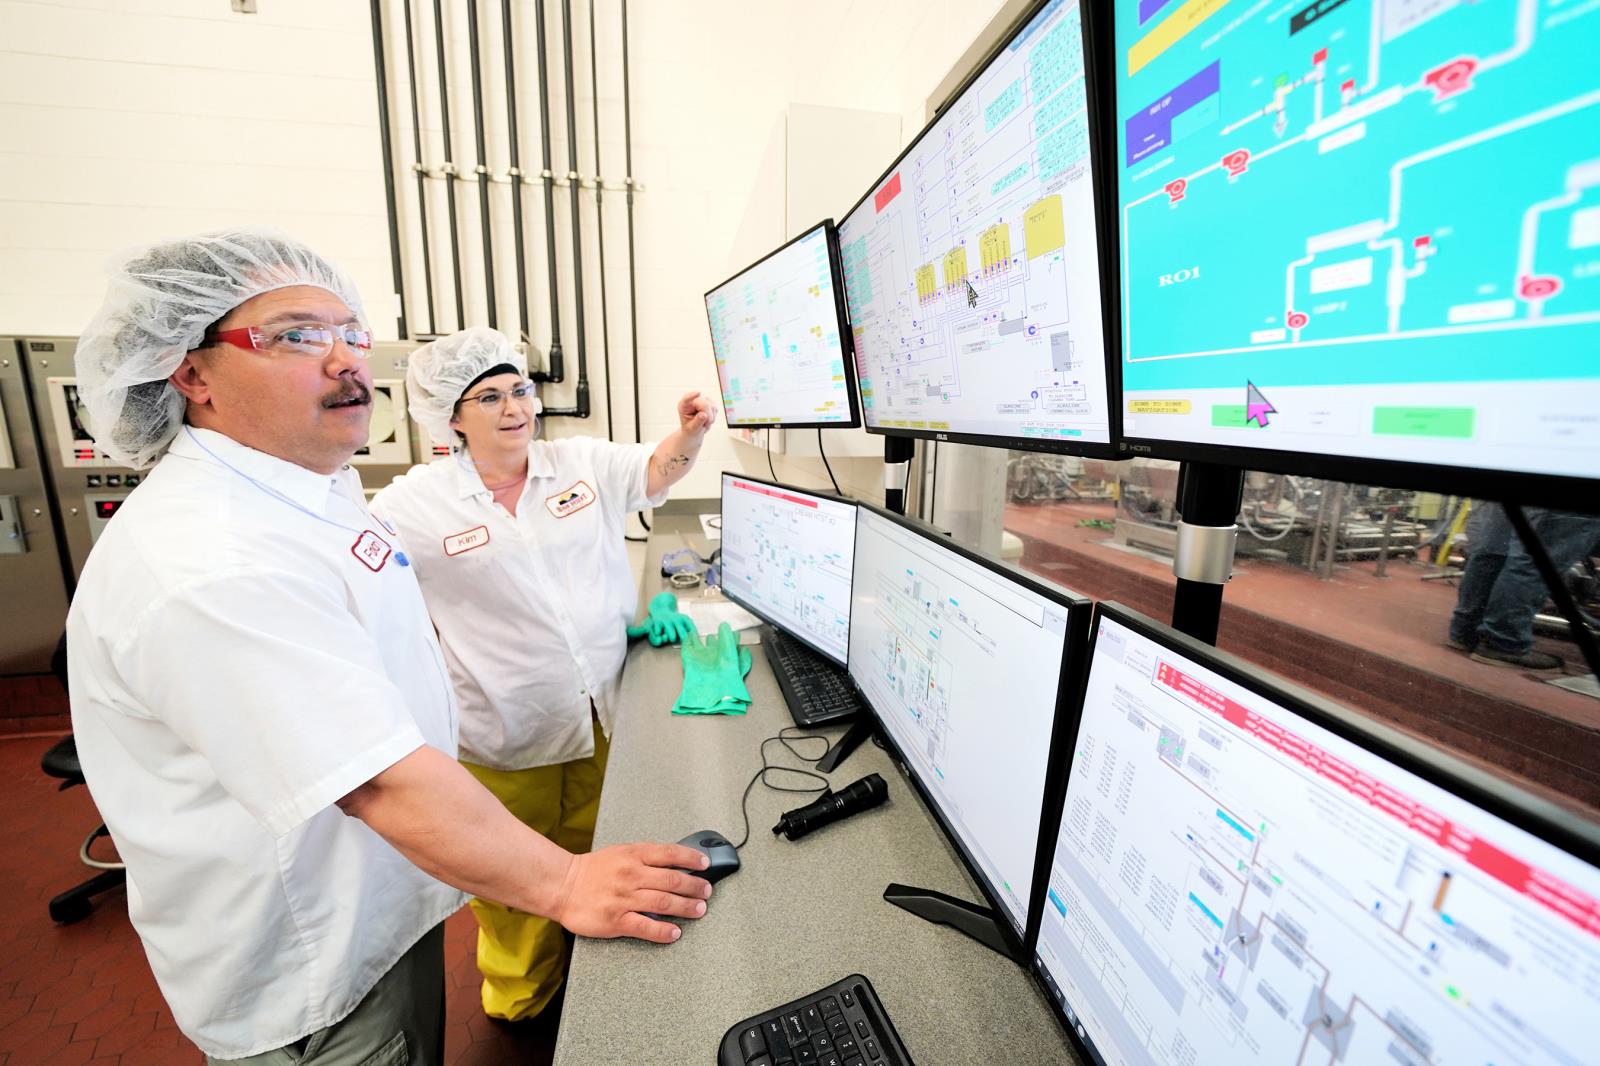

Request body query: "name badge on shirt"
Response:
[545, 480, 597, 519]
[351, 529, 393, 572]
[444, 525, 491, 557]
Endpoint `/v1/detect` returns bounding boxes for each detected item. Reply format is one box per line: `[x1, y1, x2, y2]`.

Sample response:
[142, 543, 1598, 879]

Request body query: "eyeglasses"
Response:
[203, 323, 373, 358]
[458, 381, 542, 414]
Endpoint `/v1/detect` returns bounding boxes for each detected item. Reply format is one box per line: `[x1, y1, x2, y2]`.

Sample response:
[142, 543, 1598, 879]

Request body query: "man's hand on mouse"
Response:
[548, 842, 714, 943]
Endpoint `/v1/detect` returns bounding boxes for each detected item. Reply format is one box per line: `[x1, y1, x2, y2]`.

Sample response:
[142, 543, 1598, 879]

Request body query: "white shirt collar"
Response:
[452, 442, 556, 500]
[168, 426, 344, 515]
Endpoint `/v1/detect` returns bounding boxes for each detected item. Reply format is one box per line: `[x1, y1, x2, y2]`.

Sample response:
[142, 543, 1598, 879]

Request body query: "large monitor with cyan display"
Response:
[1111, 0, 1600, 505]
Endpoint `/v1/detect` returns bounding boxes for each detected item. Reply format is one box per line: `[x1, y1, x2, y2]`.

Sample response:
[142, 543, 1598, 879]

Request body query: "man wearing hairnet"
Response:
[65, 229, 714, 1065]
[368, 327, 715, 1024]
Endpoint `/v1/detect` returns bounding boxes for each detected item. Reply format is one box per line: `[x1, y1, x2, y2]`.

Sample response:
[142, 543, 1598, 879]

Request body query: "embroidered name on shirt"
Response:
[351, 530, 393, 572]
[444, 525, 491, 556]
[545, 480, 597, 519]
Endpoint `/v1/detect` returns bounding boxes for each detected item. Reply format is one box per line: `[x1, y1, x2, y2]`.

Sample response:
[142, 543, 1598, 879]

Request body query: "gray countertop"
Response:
[553, 510, 1080, 1065]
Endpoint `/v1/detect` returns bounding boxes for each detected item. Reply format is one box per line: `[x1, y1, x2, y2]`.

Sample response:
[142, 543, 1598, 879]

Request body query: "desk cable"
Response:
[728, 728, 832, 851]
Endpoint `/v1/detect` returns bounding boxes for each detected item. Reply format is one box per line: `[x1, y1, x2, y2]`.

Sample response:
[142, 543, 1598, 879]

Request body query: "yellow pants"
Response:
[460, 718, 610, 1021]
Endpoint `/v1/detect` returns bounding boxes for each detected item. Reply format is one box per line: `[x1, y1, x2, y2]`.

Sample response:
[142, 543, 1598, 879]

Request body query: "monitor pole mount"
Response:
[1170, 462, 1244, 646]
[883, 436, 915, 516]
[819, 436, 919, 776]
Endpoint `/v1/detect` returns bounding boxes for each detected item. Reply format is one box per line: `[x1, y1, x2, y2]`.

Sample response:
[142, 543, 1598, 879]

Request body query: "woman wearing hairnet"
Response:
[369, 326, 716, 1024]
[66, 230, 714, 1064]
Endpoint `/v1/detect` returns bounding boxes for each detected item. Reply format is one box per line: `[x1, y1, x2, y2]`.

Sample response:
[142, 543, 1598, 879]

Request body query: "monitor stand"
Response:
[883, 883, 1019, 961]
[816, 718, 872, 773]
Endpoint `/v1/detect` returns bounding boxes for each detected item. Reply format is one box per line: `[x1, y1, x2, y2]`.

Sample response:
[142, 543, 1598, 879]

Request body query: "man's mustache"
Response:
[322, 381, 372, 409]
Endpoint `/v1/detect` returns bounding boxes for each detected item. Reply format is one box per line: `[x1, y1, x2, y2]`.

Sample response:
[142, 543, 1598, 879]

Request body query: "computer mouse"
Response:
[678, 830, 741, 884]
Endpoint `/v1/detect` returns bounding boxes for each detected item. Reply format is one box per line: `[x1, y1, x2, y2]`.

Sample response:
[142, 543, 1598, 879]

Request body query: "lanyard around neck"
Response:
[182, 427, 410, 567]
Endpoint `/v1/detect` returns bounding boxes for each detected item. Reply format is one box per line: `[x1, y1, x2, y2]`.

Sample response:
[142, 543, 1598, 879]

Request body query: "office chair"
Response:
[39, 633, 125, 924]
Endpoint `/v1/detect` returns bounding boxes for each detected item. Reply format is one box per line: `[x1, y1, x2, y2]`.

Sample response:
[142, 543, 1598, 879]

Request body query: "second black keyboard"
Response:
[717, 975, 912, 1066]
[763, 628, 864, 728]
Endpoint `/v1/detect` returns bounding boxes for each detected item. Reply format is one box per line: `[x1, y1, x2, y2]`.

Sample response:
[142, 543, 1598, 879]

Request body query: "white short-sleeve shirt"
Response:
[67, 427, 466, 1060]
[370, 437, 664, 771]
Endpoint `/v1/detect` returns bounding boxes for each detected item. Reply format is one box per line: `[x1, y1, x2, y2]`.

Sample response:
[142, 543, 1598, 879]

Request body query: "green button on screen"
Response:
[1210, 404, 1264, 428]
[1372, 407, 1475, 438]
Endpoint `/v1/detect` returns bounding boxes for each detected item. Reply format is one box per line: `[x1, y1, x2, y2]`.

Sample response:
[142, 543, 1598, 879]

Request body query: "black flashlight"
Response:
[773, 773, 889, 840]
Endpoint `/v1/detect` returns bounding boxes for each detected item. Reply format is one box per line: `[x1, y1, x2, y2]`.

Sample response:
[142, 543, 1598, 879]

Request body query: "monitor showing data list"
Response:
[1113, 0, 1600, 502]
[837, 0, 1117, 454]
[1034, 604, 1600, 1066]
[847, 505, 1088, 945]
[704, 222, 861, 429]
[719, 473, 857, 667]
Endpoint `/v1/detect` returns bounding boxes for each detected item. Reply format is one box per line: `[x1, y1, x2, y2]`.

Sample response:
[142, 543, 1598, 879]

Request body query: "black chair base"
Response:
[49, 868, 126, 925]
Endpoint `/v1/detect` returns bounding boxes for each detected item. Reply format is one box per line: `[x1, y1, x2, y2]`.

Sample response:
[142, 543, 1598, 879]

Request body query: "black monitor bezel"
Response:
[845, 501, 1093, 959]
[835, 0, 1124, 459]
[717, 470, 857, 668]
[1102, 6, 1600, 514]
[1028, 600, 1600, 1065]
[703, 219, 864, 431]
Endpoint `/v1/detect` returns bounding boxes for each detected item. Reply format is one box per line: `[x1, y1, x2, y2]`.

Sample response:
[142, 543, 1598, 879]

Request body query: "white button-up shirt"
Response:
[370, 437, 664, 771]
[67, 427, 466, 1060]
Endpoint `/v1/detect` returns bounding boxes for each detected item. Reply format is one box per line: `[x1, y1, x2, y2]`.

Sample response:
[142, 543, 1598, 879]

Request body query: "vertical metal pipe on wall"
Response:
[501, 0, 532, 344]
[588, 0, 613, 440]
[465, 0, 498, 329]
[559, 0, 589, 416]
[431, 0, 467, 327]
[533, 0, 566, 383]
[368, 0, 409, 339]
[621, 0, 645, 526]
[401, 0, 437, 336]
[621, 0, 642, 448]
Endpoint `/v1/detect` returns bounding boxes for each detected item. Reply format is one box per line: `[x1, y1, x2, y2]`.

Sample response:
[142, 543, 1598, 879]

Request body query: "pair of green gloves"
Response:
[627, 593, 752, 715]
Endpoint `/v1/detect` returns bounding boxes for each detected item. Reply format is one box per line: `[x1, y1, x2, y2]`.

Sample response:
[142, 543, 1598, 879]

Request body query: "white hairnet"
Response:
[73, 227, 366, 469]
[406, 327, 531, 446]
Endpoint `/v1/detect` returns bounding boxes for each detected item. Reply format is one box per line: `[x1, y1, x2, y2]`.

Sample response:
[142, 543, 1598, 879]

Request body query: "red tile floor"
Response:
[0, 733, 558, 1065]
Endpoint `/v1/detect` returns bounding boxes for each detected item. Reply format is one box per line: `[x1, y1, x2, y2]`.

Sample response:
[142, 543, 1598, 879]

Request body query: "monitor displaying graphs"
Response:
[838, 0, 1115, 453]
[704, 222, 861, 429]
[1037, 606, 1600, 1066]
[1114, 0, 1600, 493]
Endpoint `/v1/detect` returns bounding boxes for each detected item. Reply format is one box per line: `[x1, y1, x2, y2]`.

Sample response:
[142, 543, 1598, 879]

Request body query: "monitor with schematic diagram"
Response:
[704, 221, 862, 429]
[719, 473, 857, 666]
[837, 0, 1118, 455]
[846, 503, 1090, 951]
[1111, 0, 1600, 504]
[1033, 603, 1600, 1066]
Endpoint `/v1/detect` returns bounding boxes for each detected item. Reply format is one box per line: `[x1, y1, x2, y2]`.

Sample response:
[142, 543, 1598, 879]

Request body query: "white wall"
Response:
[0, 0, 399, 336]
[0, 0, 1012, 503]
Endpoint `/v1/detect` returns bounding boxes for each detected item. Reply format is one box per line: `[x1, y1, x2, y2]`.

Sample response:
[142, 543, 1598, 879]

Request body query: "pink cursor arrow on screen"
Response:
[1245, 382, 1276, 427]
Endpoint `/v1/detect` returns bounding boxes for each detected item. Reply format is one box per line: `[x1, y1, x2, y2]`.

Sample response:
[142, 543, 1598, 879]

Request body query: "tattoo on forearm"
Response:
[654, 453, 691, 479]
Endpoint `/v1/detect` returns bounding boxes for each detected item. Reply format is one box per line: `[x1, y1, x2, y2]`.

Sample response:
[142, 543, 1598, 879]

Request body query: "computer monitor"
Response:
[1034, 603, 1600, 1066]
[704, 221, 862, 429]
[719, 472, 857, 666]
[836, 0, 1118, 455]
[846, 504, 1090, 949]
[1111, 0, 1600, 505]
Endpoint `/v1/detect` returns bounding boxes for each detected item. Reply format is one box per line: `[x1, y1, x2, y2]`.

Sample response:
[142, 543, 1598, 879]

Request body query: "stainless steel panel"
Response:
[0, 338, 72, 674]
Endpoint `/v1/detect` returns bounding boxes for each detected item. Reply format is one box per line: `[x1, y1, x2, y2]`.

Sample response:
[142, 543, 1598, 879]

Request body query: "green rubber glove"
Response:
[626, 591, 694, 647]
[673, 623, 753, 715]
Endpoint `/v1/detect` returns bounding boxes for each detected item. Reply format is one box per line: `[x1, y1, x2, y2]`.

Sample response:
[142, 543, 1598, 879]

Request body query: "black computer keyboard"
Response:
[764, 629, 864, 728]
[718, 975, 912, 1066]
